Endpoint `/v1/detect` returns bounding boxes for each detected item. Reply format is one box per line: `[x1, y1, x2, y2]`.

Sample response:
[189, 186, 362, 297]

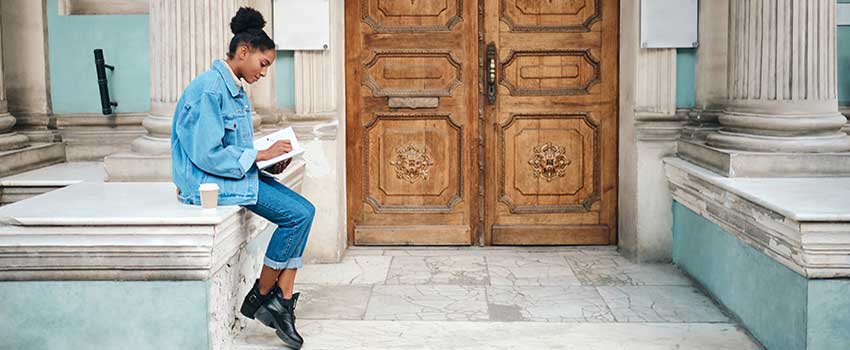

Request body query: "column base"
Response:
[706, 130, 850, 153]
[103, 152, 172, 182]
[0, 132, 31, 152]
[678, 139, 850, 177]
[0, 142, 66, 178]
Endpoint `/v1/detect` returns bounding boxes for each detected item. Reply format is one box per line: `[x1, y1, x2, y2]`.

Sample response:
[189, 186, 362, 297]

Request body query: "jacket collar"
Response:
[213, 59, 242, 98]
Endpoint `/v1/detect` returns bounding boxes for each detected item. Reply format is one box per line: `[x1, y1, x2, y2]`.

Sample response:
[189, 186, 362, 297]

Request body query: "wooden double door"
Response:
[345, 0, 618, 245]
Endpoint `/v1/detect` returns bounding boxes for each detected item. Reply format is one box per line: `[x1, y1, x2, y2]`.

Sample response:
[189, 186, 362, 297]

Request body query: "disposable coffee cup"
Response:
[199, 183, 219, 209]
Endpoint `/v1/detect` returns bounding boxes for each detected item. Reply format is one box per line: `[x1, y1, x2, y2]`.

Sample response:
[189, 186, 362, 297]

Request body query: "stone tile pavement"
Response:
[234, 247, 763, 349]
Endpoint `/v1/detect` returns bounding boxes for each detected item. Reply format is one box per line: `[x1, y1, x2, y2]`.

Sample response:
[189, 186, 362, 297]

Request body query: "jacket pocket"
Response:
[222, 114, 250, 147]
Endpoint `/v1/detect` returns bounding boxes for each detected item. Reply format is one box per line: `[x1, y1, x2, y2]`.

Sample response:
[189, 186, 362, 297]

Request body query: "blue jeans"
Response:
[244, 176, 315, 270]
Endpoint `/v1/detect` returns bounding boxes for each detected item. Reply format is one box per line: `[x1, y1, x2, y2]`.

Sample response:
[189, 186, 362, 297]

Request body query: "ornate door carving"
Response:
[346, 0, 479, 245]
[483, 0, 618, 245]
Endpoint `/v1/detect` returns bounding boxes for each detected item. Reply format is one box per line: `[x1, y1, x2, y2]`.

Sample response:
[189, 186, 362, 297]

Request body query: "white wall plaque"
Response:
[273, 0, 330, 50]
[640, 0, 699, 48]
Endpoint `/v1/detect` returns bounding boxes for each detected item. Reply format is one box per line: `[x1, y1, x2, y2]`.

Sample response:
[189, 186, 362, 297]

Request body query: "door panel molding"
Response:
[361, 0, 464, 33]
[499, 0, 602, 32]
[497, 114, 601, 214]
[363, 114, 464, 213]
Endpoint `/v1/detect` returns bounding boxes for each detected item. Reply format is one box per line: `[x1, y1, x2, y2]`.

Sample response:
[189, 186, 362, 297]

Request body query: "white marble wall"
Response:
[618, 0, 684, 262]
[290, 0, 347, 264]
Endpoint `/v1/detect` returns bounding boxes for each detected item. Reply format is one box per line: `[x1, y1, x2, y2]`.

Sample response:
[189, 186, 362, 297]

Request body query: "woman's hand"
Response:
[256, 140, 292, 161]
[266, 158, 292, 174]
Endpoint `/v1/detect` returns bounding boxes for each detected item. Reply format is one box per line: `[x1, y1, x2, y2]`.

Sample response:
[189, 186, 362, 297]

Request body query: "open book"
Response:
[253, 127, 305, 169]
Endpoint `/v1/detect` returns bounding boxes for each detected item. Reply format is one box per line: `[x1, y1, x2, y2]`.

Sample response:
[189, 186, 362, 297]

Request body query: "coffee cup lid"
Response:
[199, 183, 219, 191]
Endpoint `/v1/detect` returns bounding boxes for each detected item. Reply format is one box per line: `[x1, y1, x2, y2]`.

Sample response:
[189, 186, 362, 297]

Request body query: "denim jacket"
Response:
[171, 60, 261, 206]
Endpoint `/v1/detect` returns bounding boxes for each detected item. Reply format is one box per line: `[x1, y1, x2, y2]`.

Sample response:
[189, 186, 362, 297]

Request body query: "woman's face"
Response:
[235, 46, 275, 84]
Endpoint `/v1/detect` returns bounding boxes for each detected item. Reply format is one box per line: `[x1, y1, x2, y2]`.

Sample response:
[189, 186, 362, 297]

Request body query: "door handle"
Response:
[486, 42, 497, 105]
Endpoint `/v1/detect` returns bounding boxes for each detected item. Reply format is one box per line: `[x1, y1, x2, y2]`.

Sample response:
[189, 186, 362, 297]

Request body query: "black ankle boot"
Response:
[239, 280, 278, 320]
[254, 291, 303, 349]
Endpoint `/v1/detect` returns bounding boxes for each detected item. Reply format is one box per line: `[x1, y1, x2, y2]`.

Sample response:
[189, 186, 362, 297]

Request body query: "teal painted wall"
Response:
[673, 202, 850, 350]
[275, 51, 295, 109]
[839, 0, 850, 105]
[0, 281, 208, 350]
[46, 0, 150, 113]
[672, 202, 806, 350]
[676, 48, 696, 108]
[807, 279, 850, 349]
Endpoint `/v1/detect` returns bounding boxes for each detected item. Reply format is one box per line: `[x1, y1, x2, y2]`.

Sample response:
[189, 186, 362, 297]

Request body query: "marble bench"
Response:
[0, 162, 304, 350]
[664, 157, 850, 350]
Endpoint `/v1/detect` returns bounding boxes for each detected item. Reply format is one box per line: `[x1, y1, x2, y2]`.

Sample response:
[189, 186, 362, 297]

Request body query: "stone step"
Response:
[233, 319, 762, 350]
[0, 142, 65, 178]
[0, 161, 104, 205]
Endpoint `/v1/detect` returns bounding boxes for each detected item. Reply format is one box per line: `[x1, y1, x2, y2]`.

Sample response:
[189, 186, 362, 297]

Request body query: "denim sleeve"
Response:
[176, 91, 257, 179]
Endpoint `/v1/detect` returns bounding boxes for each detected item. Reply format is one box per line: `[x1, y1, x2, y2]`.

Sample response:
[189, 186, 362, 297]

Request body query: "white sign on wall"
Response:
[640, 0, 699, 48]
[273, 0, 330, 50]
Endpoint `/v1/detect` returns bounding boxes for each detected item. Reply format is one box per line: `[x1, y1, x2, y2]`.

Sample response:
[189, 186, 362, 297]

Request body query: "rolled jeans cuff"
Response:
[264, 256, 303, 270]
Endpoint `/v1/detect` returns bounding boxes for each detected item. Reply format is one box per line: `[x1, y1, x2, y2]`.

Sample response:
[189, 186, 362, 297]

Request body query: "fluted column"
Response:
[707, 0, 850, 152]
[106, 0, 238, 181]
[0, 20, 30, 152]
[294, 49, 336, 118]
[635, 49, 677, 119]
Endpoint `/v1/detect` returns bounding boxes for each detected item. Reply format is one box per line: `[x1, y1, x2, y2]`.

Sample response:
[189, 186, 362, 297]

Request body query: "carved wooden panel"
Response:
[362, 0, 463, 32]
[498, 114, 600, 213]
[501, 50, 601, 96]
[362, 50, 463, 97]
[500, 0, 601, 32]
[347, 0, 475, 245]
[364, 114, 463, 213]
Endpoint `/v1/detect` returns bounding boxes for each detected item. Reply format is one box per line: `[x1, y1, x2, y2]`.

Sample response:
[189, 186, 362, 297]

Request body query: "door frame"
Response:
[335, 0, 648, 250]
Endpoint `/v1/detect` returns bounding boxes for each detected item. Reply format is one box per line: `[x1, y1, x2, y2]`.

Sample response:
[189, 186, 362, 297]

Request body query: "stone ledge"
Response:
[0, 182, 267, 280]
[664, 157, 850, 278]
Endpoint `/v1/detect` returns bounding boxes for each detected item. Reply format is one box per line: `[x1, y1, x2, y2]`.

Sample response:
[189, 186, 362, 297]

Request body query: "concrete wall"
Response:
[43, 0, 299, 114]
[275, 51, 295, 110]
[45, 0, 150, 114]
[676, 48, 696, 108]
[0, 281, 209, 350]
[673, 202, 850, 350]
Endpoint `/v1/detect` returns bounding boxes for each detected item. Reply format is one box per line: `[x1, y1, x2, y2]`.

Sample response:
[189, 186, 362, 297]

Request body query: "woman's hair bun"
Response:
[230, 7, 266, 35]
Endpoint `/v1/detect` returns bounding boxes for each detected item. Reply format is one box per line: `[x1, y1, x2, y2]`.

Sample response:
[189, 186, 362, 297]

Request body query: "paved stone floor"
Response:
[235, 247, 763, 350]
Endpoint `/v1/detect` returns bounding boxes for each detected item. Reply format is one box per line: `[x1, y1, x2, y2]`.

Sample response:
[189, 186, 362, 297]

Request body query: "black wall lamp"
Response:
[94, 49, 118, 115]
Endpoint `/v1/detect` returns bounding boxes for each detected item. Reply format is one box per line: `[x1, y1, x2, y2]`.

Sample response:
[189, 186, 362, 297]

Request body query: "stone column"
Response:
[294, 50, 336, 117]
[105, 0, 239, 181]
[0, 21, 30, 152]
[248, 0, 279, 132]
[707, 0, 850, 152]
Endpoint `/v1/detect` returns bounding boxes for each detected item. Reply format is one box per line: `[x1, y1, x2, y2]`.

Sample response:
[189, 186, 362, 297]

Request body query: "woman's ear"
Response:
[238, 45, 249, 59]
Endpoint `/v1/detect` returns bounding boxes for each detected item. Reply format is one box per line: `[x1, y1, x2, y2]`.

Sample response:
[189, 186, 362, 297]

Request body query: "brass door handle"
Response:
[486, 42, 497, 104]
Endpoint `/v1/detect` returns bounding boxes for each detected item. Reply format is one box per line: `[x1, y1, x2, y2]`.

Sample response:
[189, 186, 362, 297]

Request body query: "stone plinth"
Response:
[0, 142, 65, 178]
[678, 139, 850, 177]
[666, 157, 850, 350]
[0, 182, 270, 350]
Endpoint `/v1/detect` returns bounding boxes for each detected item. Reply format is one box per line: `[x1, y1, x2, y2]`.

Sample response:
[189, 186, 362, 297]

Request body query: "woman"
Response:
[170, 7, 313, 350]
